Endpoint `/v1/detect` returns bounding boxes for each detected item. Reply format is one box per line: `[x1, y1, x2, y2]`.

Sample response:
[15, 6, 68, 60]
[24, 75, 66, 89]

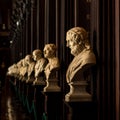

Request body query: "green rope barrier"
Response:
[26, 96, 32, 113]
[42, 113, 47, 120]
[14, 85, 17, 93]
[31, 101, 38, 120]
[9, 80, 15, 85]
[20, 94, 37, 120]
[21, 93, 26, 106]
[10, 81, 38, 120]
[17, 89, 22, 102]
[14, 85, 20, 99]
[25, 96, 37, 120]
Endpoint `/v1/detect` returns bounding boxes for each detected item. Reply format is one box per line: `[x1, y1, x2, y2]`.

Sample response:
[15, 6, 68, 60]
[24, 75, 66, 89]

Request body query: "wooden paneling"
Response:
[5, 0, 119, 120]
[37, 0, 45, 49]
[115, 0, 120, 120]
[91, 0, 116, 120]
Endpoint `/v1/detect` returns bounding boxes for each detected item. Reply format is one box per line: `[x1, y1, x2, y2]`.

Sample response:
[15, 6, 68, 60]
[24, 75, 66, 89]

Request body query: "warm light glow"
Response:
[10, 41, 13, 44]
[7, 98, 15, 120]
[16, 21, 19, 26]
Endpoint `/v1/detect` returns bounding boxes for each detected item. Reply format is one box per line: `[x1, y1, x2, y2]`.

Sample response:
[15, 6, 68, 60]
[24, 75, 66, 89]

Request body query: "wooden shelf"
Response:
[0, 31, 10, 36]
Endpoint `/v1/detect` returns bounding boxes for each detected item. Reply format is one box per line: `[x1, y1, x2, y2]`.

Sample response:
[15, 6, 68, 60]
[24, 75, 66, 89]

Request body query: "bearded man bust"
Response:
[65, 27, 96, 102]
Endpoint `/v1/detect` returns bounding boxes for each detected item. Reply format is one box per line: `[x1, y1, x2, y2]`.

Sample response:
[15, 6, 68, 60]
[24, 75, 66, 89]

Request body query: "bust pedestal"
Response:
[65, 80, 91, 102]
[43, 78, 61, 92]
[43, 71, 61, 92]
[32, 85, 45, 119]
[65, 68, 92, 102]
[26, 76, 34, 84]
[42, 92, 63, 120]
[64, 101, 97, 120]
[33, 77, 46, 86]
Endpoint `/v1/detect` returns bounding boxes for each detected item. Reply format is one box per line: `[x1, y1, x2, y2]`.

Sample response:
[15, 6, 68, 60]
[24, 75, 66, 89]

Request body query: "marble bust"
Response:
[65, 27, 96, 102]
[32, 49, 48, 85]
[25, 54, 35, 83]
[16, 59, 24, 79]
[7, 64, 18, 77]
[43, 43, 61, 92]
[19, 58, 28, 81]
[43, 44, 60, 80]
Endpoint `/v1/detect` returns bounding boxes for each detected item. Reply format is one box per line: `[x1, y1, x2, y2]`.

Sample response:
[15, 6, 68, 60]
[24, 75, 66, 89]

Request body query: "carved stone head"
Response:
[32, 49, 42, 61]
[43, 43, 57, 58]
[66, 27, 90, 56]
[25, 54, 33, 65]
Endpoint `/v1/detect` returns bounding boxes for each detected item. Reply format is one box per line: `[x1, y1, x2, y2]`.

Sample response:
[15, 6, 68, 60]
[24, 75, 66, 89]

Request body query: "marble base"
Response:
[65, 81, 92, 102]
[26, 77, 34, 84]
[33, 77, 46, 86]
[43, 78, 61, 92]
[21, 76, 27, 82]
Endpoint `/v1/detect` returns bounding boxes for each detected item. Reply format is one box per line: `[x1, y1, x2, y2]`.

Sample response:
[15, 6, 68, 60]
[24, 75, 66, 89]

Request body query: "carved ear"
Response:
[85, 43, 91, 49]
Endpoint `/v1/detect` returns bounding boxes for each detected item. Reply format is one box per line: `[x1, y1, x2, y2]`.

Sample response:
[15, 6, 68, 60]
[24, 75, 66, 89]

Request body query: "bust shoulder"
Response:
[66, 49, 96, 83]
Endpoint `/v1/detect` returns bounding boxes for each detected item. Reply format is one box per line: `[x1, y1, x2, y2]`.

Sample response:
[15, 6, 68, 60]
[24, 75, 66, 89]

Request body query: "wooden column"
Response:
[43, 92, 63, 120]
[36, 0, 45, 49]
[91, 0, 116, 120]
[36, 0, 39, 49]
[25, 0, 29, 54]
[74, 0, 91, 30]
[44, 0, 49, 44]
[22, 20, 26, 57]
[30, 0, 34, 52]
[115, 0, 119, 120]
[30, 0, 37, 52]
[44, 0, 56, 44]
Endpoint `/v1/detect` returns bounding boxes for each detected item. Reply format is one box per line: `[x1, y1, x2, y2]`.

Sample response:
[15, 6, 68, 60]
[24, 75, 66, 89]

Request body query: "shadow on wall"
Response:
[0, 48, 11, 86]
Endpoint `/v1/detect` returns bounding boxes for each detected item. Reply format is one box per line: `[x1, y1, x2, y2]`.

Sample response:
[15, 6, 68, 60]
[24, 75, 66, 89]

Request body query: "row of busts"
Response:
[7, 27, 96, 102]
[7, 43, 61, 92]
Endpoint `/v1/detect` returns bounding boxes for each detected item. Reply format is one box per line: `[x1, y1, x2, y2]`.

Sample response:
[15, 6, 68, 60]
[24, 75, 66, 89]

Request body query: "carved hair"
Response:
[66, 27, 90, 49]
[44, 43, 57, 55]
[25, 55, 33, 62]
[33, 49, 42, 57]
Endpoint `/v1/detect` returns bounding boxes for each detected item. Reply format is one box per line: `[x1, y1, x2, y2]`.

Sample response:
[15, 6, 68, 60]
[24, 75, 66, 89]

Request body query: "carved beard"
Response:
[70, 44, 84, 56]
[70, 46, 78, 56]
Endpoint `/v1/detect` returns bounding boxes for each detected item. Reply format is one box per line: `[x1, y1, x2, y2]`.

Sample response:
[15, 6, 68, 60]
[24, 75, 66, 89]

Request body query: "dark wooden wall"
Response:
[6, 0, 120, 120]
[115, 0, 120, 120]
